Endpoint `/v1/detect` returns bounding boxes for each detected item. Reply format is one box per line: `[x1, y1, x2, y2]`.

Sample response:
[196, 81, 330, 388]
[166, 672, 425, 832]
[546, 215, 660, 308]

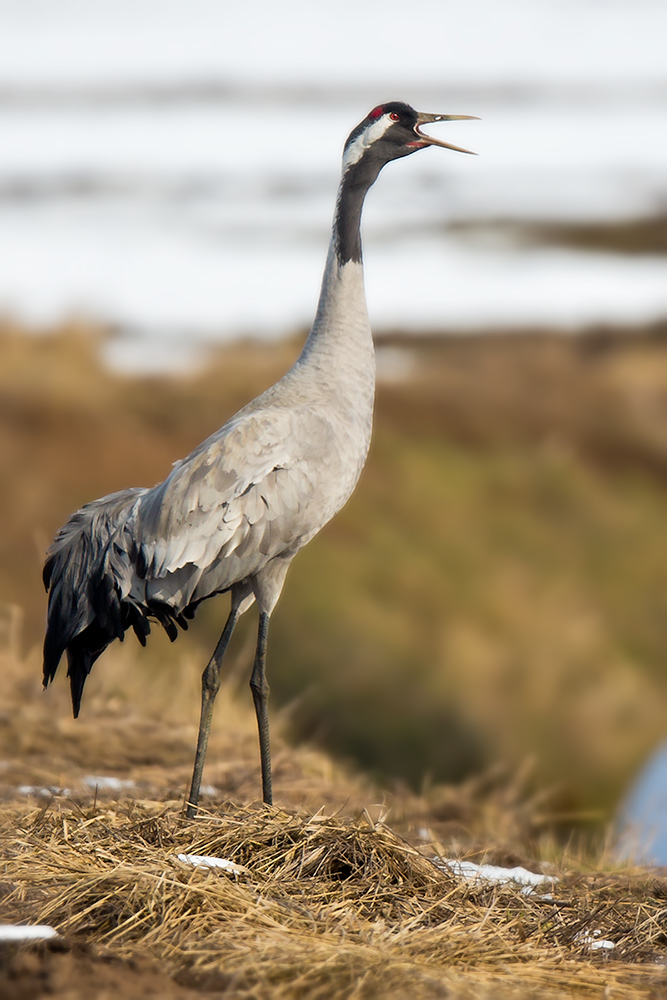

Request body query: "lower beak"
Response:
[414, 112, 479, 155]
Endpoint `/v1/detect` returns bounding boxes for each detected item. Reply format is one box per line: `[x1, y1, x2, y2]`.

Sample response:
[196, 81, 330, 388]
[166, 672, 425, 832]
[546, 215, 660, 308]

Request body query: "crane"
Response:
[42, 102, 477, 818]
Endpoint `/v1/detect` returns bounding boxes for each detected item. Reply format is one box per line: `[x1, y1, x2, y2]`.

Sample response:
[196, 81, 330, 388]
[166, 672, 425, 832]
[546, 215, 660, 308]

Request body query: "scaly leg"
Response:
[249, 611, 272, 805]
[185, 603, 240, 819]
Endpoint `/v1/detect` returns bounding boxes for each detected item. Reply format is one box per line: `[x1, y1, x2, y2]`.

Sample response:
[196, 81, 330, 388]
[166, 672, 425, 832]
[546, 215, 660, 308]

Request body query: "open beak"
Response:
[414, 112, 479, 155]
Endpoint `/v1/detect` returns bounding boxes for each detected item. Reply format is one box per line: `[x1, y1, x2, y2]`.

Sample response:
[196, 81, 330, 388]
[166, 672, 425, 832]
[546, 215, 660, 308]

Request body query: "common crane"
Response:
[43, 102, 477, 818]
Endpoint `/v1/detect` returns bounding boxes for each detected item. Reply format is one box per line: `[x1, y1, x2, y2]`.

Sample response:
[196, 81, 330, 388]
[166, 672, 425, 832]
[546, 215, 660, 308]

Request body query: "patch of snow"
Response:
[176, 853, 247, 875]
[576, 930, 616, 952]
[17, 784, 70, 798]
[0, 924, 58, 942]
[83, 775, 135, 791]
[435, 857, 557, 895]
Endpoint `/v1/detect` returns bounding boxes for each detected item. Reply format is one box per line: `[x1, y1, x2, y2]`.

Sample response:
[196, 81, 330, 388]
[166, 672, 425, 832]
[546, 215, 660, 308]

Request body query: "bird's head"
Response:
[342, 101, 478, 177]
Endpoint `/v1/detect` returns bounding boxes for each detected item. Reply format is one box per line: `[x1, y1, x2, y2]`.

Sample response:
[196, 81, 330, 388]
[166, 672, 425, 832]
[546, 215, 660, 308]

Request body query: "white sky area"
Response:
[0, 0, 665, 89]
[0, 0, 666, 370]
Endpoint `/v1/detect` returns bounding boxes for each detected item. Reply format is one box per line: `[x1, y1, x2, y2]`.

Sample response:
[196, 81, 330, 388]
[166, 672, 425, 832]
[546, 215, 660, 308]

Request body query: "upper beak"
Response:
[414, 112, 479, 155]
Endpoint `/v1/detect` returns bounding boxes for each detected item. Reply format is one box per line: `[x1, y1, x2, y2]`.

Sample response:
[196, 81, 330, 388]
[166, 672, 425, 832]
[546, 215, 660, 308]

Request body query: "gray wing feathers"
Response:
[134, 408, 329, 605]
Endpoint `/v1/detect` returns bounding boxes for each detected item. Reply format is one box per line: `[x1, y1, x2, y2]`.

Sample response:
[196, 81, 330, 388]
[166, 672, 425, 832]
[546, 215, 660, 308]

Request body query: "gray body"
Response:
[135, 247, 374, 616]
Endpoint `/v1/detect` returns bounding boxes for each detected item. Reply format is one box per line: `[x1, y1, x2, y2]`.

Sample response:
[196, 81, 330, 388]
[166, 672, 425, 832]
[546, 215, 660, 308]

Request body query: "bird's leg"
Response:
[249, 611, 272, 805]
[185, 604, 239, 819]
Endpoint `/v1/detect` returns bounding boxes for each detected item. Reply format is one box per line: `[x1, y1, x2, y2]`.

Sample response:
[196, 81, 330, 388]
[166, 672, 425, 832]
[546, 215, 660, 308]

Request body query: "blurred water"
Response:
[0, 0, 666, 370]
[617, 745, 667, 866]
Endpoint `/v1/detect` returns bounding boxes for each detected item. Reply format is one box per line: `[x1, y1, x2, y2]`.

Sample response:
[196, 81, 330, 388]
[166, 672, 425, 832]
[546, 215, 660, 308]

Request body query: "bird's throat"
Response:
[333, 156, 383, 265]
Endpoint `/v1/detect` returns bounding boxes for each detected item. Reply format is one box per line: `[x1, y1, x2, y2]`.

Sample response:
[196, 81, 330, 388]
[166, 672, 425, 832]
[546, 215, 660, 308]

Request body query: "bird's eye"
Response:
[389, 112, 400, 121]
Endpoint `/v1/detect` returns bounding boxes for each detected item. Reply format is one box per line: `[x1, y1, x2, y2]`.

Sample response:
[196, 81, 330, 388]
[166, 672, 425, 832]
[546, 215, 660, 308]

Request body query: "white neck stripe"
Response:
[342, 115, 394, 172]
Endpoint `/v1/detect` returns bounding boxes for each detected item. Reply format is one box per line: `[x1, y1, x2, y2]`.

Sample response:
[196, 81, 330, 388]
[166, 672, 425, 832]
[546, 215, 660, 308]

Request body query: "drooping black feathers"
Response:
[42, 486, 188, 717]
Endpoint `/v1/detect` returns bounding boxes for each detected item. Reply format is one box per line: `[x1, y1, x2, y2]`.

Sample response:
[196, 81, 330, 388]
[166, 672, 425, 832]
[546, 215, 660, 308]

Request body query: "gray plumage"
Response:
[43, 102, 476, 814]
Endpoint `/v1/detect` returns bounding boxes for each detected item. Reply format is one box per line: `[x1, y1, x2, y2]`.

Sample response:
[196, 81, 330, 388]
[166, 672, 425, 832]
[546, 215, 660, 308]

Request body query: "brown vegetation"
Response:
[1, 320, 667, 814]
[452, 214, 667, 256]
[1, 640, 667, 999]
[2, 321, 667, 996]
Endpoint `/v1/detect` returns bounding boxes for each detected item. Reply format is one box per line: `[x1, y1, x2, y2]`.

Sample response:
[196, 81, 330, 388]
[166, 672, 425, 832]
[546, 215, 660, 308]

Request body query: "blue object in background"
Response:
[616, 744, 667, 866]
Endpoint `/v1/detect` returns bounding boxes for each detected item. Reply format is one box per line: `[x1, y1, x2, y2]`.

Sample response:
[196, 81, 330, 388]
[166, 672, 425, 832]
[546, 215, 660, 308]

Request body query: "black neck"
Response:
[333, 155, 384, 266]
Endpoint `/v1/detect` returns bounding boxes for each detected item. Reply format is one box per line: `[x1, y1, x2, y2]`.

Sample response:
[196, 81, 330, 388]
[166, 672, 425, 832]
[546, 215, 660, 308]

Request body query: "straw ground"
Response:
[1, 642, 667, 1000]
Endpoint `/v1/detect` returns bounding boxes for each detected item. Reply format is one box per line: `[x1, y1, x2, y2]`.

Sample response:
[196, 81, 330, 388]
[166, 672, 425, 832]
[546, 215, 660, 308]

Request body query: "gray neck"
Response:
[298, 239, 373, 378]
[297, 159, 378, 369]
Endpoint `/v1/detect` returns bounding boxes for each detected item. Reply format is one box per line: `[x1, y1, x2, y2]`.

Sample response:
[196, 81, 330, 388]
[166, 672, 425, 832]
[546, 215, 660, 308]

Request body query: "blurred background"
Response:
[1, 0, 666, 835]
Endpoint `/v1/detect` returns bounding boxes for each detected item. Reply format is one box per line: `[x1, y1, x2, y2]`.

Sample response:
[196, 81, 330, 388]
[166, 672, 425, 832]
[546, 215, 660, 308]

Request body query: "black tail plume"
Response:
[43, 487, 147, 715]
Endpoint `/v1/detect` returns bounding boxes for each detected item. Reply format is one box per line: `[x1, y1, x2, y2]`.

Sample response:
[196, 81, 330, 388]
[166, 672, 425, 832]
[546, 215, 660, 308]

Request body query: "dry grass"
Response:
[376, 322, 667, 476]
[2, 789, 667, 998]
[1, 639, 667, 1000]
